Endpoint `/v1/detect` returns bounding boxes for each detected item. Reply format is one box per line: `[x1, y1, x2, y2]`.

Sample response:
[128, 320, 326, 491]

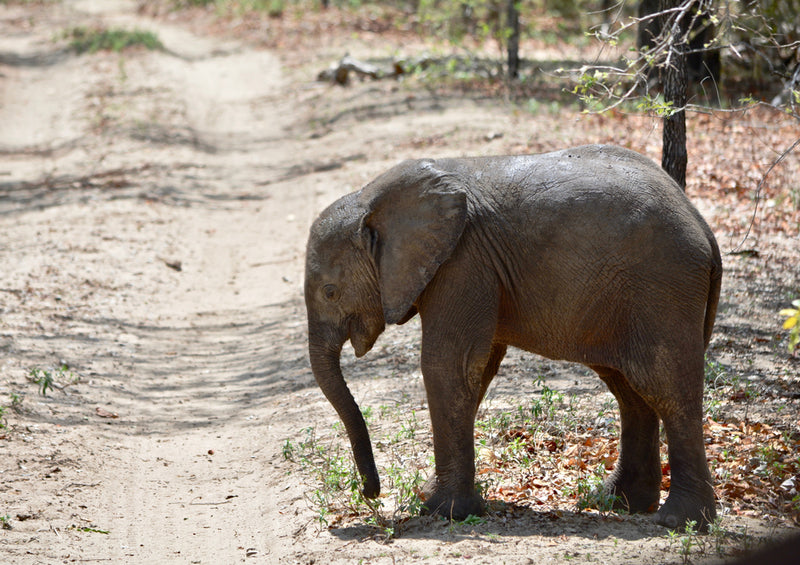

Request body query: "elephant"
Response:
[303, 144, 722, 530]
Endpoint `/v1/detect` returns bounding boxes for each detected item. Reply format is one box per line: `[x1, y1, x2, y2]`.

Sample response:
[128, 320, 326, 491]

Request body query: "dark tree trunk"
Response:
[687, 11, 720, 86]
[661, 47, 688, 189]
[660, 0, 689, 190]
[506, 0, 520, 79]
[637, 0, 661, 52]
[639, 0, 720, 87]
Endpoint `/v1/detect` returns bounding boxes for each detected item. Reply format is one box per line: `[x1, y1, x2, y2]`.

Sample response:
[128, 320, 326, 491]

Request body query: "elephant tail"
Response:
[703, 235, 723, 350]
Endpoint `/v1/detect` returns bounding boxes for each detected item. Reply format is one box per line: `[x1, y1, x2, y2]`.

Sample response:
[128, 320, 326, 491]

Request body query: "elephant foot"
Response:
[420, 477, 484, 521]
[604, 470, 660, 514]
[654, 488, 716, 532]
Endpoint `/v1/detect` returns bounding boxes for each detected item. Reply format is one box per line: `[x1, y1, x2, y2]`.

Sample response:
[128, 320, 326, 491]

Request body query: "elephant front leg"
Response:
[415, 263, 502, 520]
[420, 395, 484, 520]
[418, 341, 502, 521]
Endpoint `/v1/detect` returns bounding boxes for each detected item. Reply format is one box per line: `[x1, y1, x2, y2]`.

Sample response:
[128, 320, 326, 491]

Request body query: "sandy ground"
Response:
[1, 1, 798, 563]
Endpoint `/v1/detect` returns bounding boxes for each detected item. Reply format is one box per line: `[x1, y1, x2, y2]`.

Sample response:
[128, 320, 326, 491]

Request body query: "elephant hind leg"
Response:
[655, 406, 717, 531]
[620, 349, 717, 530]
[593, 366, 662, 514]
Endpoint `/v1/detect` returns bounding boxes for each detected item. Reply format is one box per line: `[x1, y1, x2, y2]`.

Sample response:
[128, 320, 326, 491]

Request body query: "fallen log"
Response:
[317, 54, 500, 85]
[318, 55, 385, 85]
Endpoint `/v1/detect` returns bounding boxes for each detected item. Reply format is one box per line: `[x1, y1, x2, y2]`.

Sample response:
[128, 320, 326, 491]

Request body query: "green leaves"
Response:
[28, 365, 78, 396]
[284, 417, 426, 534]
[637, 95, 678, 118]
[29, 367, 55, 396]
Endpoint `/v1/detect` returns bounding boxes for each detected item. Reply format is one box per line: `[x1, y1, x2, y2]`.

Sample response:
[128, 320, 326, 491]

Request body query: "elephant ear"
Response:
[360, 160, 468, 325]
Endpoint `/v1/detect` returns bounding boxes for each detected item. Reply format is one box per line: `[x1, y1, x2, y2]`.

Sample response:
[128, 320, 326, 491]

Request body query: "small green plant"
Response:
[780, 298, 800, 353]
[28, 365, 79, 396]
[703, 357, 729, 419]
[0, 405, 7, 430]
[360, 405, 373, 423]
[754, 444, 786, 478]
[667, 520, 700, 563]
[71, 525, 110, 534]
[284, 426, 372, 527]
[286, 396, 430, 536]
[476, 409, 512, 438]
[0, 514, 11, 530]
[250, 0, 286, 17]
[567, 468, 619, 513]
[704, 395, 724, 420]
[455, 513, 486, 527]
[30, 367, 55, 396]
[530, 380, 564, 421]
[704, 356, 729, 388]
[665, 517, 746, 561]
[394, 410, 418, 442]
[281, 438, 294, 460]
[66, 26, 164, 54]
[365, 513, 395, 539]
[183, 0, 286, 16]
[503, 434, 531, 465]
[385, 463, 424, 516]
[707, 517, 729, 557]
[172, 0, 216, 6]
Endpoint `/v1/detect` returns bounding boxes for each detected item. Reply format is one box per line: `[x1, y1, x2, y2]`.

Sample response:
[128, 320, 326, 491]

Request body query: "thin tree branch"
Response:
[731, 136, 800, 252]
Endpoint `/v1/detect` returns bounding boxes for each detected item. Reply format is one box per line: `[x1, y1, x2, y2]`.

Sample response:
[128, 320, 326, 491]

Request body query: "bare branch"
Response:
[732, 135, 800, 252]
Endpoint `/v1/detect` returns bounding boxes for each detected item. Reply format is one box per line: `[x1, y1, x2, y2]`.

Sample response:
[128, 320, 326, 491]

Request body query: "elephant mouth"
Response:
[347, 315, 382, 358]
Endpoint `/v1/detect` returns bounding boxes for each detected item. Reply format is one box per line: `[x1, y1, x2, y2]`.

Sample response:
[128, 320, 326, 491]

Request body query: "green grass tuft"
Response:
[66, 27, 164, 54]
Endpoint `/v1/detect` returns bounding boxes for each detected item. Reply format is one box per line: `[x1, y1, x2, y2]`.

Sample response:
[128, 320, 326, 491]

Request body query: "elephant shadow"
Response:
[328, 502, 661, 543]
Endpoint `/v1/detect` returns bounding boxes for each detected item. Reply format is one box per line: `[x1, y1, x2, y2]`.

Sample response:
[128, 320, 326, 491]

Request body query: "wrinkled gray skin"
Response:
[304, 144, 722, 530]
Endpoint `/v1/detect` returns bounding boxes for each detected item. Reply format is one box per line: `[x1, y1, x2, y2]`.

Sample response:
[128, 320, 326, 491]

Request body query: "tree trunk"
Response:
[661, 47, 688, 190]
[660, 0, 689, 190]
[637, 0, 661, 52]
[639, 0, 720, 87]
[506, 0, 520, 79]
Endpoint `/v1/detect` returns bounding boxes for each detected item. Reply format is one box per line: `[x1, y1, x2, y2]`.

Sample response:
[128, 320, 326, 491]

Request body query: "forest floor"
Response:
[1, 1, 799, 563]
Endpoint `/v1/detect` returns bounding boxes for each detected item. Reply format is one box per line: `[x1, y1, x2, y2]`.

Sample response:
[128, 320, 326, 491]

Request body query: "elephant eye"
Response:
[322, 284, 341, 302]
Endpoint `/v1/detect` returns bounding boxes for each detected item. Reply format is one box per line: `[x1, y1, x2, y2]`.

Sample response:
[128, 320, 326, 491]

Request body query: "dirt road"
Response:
[0, 1, 317, 561]
[1, 1, 797, 563]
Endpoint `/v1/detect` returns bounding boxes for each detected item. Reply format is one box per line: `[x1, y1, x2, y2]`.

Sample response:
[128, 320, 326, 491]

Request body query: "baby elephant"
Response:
[304, 144, 721, 530]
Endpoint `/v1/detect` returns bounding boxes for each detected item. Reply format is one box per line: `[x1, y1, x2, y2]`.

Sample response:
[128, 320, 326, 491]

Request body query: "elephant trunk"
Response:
[308, 328, 380, 499]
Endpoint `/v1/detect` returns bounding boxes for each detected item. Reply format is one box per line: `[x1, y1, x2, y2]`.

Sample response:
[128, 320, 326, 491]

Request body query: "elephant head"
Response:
[304, 160, 468, 498]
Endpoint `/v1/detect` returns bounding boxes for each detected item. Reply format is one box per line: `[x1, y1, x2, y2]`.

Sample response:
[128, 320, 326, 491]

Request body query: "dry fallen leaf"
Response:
[95, 407, 119, 419]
